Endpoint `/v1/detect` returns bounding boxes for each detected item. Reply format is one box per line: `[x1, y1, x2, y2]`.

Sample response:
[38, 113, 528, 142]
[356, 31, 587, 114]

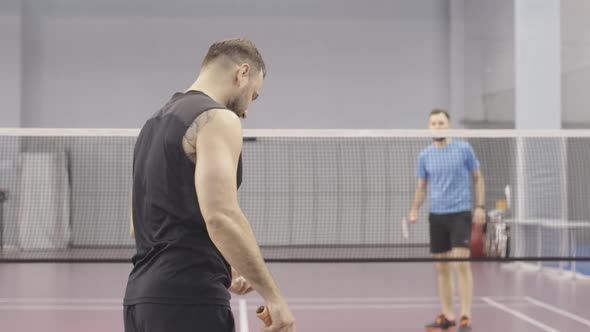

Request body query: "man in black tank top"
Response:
[124, 38, 295, 332]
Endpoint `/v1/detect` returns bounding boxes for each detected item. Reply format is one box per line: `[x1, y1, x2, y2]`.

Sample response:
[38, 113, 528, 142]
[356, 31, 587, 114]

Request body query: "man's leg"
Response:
[427, 213, 456, 329]
[450, 212, 475, 331]
[451, 248, 472, 318]
[434, 252, 455, 320]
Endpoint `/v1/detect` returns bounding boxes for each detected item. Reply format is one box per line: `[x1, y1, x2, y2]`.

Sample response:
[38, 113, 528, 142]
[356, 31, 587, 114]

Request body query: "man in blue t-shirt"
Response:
[409, 110, 485, 332]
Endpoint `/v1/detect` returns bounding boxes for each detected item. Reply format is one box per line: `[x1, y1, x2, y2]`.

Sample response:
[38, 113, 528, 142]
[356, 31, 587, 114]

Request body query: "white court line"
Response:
[234, 296, 526, 304]
[0, 296, 527, 305]
[524, 296, 590, 328]
[0, 298, 121, 304]
[239, 299, 249, 332]
[0, 304, 121, 311]
[0, 295, 524, 304]
[4, 297, 445, 304]
[246, 303, 534, 310]
[0, 302, 535, 311]
[482, 297, 560, 332]
[0, 298, 540, 312]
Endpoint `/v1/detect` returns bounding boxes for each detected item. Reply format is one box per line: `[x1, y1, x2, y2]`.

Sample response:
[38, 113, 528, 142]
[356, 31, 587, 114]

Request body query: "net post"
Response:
[571, 233, 577, 280]
[0, 189, 6, 250]
[537, 222, 542, 271]
[559, 136, 569, 274]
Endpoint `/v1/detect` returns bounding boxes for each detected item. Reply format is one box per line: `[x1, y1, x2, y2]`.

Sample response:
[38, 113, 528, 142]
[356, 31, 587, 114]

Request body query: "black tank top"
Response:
[124, 90, 242, 306]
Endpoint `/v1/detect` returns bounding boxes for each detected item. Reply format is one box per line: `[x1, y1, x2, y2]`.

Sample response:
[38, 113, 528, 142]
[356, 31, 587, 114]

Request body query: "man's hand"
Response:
[409, 209, 418, 224]
[473, 207, 486, 226]
[262, 299, 296, 332]
[229, 276, 253, 295]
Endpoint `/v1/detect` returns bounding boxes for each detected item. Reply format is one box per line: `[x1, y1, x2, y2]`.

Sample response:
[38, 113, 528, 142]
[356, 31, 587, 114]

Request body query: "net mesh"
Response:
[0, 129, 589, 262]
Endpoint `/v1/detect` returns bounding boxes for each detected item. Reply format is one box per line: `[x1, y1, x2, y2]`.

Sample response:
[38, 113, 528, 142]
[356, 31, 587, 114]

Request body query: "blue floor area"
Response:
[576, 262, 590, 275]
[565, 262, 590, 276]
[541, 262, 590, 276]
[540, 243, 590, 276]
[573, 244, 590, 275]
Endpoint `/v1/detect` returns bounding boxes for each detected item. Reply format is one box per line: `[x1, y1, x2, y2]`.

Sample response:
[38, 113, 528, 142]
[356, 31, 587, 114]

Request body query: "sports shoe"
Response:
[425, 314, 456, 330]
[457, 316, 472, 332]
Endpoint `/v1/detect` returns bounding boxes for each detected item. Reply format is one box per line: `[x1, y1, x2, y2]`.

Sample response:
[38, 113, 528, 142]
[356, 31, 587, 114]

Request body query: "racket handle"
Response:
[256, 305, 272, 326]
[401, 217, 409, 239]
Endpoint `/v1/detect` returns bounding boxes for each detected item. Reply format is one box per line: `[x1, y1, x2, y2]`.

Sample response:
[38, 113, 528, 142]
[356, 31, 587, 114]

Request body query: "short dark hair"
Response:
[429, 109, 450, 120]
[202, 38, 266, 78]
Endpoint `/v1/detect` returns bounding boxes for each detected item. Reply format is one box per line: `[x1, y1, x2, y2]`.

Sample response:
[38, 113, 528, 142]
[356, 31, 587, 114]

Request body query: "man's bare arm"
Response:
[194, 109, 283, 303]
[410, 179, 427, 212]
[409, 179, 427, 222]
[472, 169, 485, 207]
[472, 169, 486, 225]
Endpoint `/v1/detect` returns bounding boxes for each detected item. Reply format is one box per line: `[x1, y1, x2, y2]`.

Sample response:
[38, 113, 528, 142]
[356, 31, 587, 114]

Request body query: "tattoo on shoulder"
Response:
[186, 110, 218, 139]
[182, 109, 219, 163]
[195, 109, 217, 132]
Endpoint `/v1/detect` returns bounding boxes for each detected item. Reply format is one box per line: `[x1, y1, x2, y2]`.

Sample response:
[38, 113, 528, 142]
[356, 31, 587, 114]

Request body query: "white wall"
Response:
[0, 0, 22, 248]
[464, 0, 514, 125]
[462, 0, 590, 128]
[562, 0, 590, 125]
[7, 0, 588, 129]
[17, 0, 450, 129]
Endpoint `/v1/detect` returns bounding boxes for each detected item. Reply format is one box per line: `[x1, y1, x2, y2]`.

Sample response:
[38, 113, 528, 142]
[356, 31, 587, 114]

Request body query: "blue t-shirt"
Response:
[417, 140, 480, 214]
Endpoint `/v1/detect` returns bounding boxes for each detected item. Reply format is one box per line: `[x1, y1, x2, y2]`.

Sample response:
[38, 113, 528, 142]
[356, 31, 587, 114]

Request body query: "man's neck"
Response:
[433, 138, 451, 147]
[187, 75, 231, 107]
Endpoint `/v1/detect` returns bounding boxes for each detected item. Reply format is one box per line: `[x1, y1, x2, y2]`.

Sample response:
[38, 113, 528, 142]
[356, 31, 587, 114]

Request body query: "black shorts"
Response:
[124, 304, 235, 332]
[429, 211, 472, 254]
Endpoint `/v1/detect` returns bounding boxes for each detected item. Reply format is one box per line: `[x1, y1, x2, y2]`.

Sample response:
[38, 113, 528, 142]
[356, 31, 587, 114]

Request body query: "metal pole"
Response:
[0, 190, 6, 250]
